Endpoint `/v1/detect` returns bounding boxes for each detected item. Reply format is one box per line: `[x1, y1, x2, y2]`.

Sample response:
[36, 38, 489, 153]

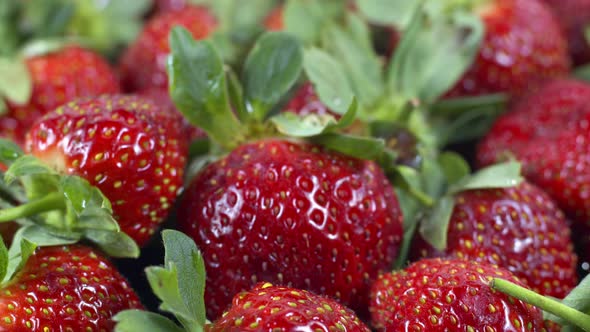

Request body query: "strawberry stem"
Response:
[0, 192, 64, 222]
[491, 278, 590, 331]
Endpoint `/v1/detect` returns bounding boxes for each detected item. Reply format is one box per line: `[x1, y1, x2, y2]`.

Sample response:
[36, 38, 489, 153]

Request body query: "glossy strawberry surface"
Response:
[541, 0, 590, 65]
[412, 182, 578, 299]
[1, 46, 120, 147]
[119, 5, 218, 93]
[370, 258, 544, 331]
[447, 0, 570, 97]
[178, 139, 403, 319]
[0, 245, 142, 331]
[25, 95, 188, 246]
[478, 79, 590, 224]
[207, 282, 370, 332]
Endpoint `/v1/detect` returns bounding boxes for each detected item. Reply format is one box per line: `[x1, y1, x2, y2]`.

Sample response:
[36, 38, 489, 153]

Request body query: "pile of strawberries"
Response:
[1, 0, 590, 331]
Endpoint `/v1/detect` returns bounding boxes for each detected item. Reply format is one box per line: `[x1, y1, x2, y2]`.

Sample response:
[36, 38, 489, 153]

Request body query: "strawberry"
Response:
[119, 5, 218, 93]
[369, 258, 544, 331]
[541, 0, 590, 65]
[284, 82, 339, 118]
[0, 46, 120, 146]
[477, 79, 590, 232]
[412, 181, 578, 300]
[178, 139, 403, 319]
[207, 282, 370, 332]
[24, 95, 188, 246]
[445, 0, 570, 97]
[116, 230, 371, 331]
[0, 244, 142, 331]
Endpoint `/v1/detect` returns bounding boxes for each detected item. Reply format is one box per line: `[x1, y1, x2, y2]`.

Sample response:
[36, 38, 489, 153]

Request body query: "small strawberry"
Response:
[115, 230, 371, 332]
[445, 0, 570, 97]
[369, 258, 545, 331]
[263, 5, 284, 31]
[477, 80, 590, 252]
[541, 0, 590, 65]
[119, 5, 218, 93]
[412, 180, 578, 300]
[208, 282, 370, 332]
[0, 243, 142, 331]
[23, 95, 188, 246]
[0, 46, 120, 146]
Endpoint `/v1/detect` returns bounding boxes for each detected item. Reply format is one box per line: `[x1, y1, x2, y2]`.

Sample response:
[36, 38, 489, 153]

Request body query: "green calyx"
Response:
[0, 139, 139, 259]
[114, 230, 208, 332]
[0, 57, 32, 114]
[491, 277, 590, 331]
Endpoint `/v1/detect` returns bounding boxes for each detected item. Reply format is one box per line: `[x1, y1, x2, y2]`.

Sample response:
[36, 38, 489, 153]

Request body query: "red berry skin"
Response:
[412, 182, 578, 300]
[0, 245, 142, 331]
[284, 83, 339, 118]
[370, 258, 544, 331]
[446, 0, 570, 98]
[1, 46, 120, 147]
[477, 79, 590, 224]
[207, 282, 370, 332]
[178, 139, 403, 320]
[119, 5, 218, 93]
[25, 95, 188, 246]
[263, 5, 284, 31]
[541, 0, 590, 66]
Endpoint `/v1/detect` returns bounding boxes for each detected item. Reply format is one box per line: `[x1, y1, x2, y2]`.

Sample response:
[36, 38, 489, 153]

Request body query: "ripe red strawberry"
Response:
[25, 95, 188, 246]
[119, 5, 218, 93]
[541, 0, 590, 65]
[446, 0, 570, 97]
[0, 46, 120, 146]
[207, 282, 370, 331]
[178, 139, 403, 319]
[412, 181, 578, 300]
[370, 258, 544, 331]
[477, 79, 590, 263]
[0, 245, 142, 331]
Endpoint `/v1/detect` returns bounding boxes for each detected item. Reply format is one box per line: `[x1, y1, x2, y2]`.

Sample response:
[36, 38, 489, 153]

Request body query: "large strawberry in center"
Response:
[178, 139, 403, 318]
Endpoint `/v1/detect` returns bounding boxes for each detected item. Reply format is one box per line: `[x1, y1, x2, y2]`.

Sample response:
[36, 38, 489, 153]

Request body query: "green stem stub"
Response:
[491, 278, 590, 332]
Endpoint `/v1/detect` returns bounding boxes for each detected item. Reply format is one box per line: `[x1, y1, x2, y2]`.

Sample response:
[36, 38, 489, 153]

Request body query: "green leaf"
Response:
[4, 155, 56, 185]
[303, 48, 354, 114]
[323, 23, 384, 108]
[83, 229, 139, 258]
[388, 8, 484, 104]
[0, 237, 7, 282]
[21, 0, 75, 39]
[0, 57, 32, 105]
[438, 152, 471, 186]
[419, 195, 455, 251]
[313, 133, 385, 160]
[3, 227, 38, 283]
[243, 32, 303, 121]
[545, 275, 590, 325]
[271, 98, 357, 137]
[284, 0, 346, 45]
[0, 139, 24, 166]
[449, 161, 523, 195]
[357, 0, 421, 28]
[114, 310, 185, 332]
[431, 93, 508, 116]
[225, 68, 248, 122]
[162, 229, 207, 328]
[168, 26, 246, 151]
